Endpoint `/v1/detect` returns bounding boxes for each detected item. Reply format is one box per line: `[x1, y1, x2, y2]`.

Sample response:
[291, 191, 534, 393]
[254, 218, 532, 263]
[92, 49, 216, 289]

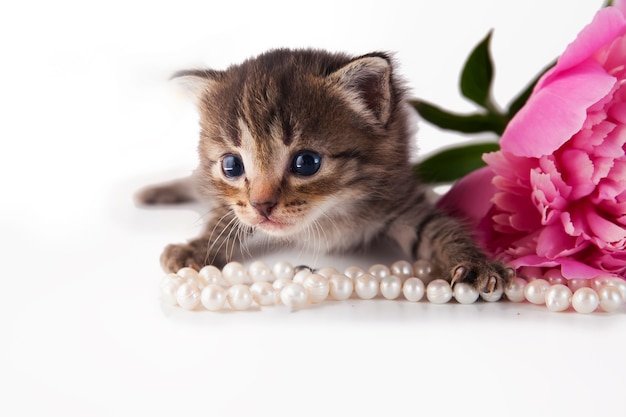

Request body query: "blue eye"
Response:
[292, 151, 322, 176]
[222, 154, 245, 178]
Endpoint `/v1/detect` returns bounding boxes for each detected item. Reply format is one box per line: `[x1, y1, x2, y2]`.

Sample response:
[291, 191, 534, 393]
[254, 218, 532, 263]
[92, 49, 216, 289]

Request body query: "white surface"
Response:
[2, 1, 624, 416]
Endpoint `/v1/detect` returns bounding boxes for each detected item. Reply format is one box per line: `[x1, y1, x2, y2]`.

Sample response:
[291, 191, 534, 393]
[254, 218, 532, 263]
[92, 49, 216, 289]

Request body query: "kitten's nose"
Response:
[251, 200, 277, 218]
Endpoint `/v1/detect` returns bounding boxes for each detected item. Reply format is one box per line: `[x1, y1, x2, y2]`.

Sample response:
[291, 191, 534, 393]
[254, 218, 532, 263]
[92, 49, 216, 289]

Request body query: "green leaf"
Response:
[411, 99, 507, 135]
[460, 30, 495, 110]
[413, 142, 500, 184]
[507, 59, 556, 118]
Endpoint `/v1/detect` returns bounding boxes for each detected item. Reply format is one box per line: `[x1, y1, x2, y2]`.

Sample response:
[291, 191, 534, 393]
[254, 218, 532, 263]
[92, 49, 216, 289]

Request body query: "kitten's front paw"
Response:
[449, 260, 515, 296]
[160, 243, 205, 272]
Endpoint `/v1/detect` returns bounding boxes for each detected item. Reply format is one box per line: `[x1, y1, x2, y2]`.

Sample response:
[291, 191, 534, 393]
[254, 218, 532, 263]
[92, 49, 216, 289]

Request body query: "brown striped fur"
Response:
[136, 48, 513, 293]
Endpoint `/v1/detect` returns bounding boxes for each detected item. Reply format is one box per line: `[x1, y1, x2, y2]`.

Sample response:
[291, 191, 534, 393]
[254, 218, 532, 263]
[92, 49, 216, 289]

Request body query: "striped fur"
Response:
[140, 48, 513, 293]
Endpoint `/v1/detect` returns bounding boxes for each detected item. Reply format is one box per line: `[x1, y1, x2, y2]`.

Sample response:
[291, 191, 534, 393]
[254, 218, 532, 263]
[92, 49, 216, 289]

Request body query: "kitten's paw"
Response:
[449, 260, 515, 296]
[160, 243, 205, 272]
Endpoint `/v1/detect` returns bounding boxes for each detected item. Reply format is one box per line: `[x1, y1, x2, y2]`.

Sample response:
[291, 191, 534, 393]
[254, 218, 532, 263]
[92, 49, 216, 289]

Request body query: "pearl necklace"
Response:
[160, 260, 626, 314]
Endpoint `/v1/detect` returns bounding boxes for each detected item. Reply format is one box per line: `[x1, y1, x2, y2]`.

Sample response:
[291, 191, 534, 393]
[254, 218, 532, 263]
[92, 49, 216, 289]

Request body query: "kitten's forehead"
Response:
[238, 117, 290, 174]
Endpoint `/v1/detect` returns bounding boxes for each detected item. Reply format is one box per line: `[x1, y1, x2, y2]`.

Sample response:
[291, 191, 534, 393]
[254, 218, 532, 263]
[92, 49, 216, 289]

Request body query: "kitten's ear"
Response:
[328, 54, 393, 125]
[170, 69, 224, 101]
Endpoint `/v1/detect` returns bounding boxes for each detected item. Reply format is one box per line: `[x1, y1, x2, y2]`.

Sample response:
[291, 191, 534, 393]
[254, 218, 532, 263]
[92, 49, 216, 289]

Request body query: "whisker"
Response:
[298, 222, 311, 259]
[321, 212, 342, 241]
[194, 203, 229, 227]
[206, 213, 239, 265]
[311, 219, 322, 267]
[237, 223, 252, 260]
[225, 216, 243, 263]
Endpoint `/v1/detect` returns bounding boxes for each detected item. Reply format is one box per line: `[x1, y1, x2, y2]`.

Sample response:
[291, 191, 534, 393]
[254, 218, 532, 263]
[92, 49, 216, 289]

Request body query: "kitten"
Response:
[136, 48, 513, 293]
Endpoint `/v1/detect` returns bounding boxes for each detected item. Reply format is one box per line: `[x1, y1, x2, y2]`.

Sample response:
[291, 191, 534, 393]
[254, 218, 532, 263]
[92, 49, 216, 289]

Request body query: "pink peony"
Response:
[438, 1, 626, 280]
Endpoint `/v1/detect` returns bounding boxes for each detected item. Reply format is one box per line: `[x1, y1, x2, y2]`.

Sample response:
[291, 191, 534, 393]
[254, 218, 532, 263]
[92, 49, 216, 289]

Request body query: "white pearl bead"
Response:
[598, 285, 624, 313]
[272, 278, 292, 292]
[200, 284, 227, 311]
[227, 284, 253, 310]
[524, 278, 550, 304]
[426, 279, 452, 304]
[316, 267, 339, 278]
[518, 266, 542, 281]
[222, 262, 247, 285]
[177, 267, 200, 282]
[453, 282, 479, 304]
[329, 274, 353, 301]
[390, 260, 414, 280]
[250, 282, 277, 306]
[160, 273, 183, 305]
[354, 273, 379, 299]
[198, 265, 226, 286]
[544, 284, 572, 312]
[248, 261, 273, 282]
[280, 283, 309, 308]
[380, 275, 403, 300]
[504, 277, 527, 302]
[607, 277, 626, 299]
[480, 285, 503, 302]
[303, 274, 330, 303]
[547, 276, 567, 285]
[413, 259, 437, 284]
[344, 266, 365, 279]
[571, 287, 599, 314]
[544, 268, 563, 282]
[176, 282, 201, 310]
[293, 269, 312, 284]
[591, 276, 613, 291]
[368, 264, 390, 280]
[272, 261, 295, 280]
[402, 277, 425, 302]
[567, 278, 589, 292]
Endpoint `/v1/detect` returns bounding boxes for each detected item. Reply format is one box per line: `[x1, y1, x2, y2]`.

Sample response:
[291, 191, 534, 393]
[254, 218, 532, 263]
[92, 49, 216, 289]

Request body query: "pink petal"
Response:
[501, 61, 616, 158]
[536, 223, 586, 258]
[509, 211, 541, 232]
[561, 211, 580, 237]
[559, 149, 596, 199]
[591, 157, 614, 184]
[483, 151, 536, 183]
[491, 190, 531, 213]
[582, 122, 618, 158]
[538, 157, 572, 198]
[530, 169, 560, 206]
[596, 30, 626, 73]
[609, 102, 626, 124]
[508, 254, 558, 270]
[436, 166, 496, 226]
[560, 258, 607, 279]
[584, 203, 626, 244]
[538, 7, 626, 87]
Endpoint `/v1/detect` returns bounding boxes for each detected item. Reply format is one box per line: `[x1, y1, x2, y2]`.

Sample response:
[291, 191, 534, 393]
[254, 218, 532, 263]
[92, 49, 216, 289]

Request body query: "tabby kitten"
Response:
[137, 48, 513, 293]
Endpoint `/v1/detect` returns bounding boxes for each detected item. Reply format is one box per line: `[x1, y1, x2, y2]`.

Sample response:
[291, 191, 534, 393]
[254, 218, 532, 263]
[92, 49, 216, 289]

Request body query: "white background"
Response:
[2, 1, 625, 416]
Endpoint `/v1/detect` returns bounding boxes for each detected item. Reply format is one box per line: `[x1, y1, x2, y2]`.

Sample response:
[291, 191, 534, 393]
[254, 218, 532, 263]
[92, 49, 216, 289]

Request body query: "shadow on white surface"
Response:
[5, 171, 625, 416]
[3, 1, 624, 415]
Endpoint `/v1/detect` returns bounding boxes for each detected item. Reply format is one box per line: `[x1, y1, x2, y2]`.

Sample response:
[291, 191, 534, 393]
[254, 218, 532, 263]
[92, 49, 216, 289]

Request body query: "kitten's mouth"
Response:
[257, 218, 293, 235]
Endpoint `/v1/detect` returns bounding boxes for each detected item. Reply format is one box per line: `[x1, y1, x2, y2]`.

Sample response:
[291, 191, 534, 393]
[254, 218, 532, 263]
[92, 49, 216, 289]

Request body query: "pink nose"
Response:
[251, 200, 277, 218]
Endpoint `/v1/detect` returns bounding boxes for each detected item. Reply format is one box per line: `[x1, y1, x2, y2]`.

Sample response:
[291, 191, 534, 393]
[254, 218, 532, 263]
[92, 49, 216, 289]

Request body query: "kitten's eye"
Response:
[221, 154, 245, 178]
[292, 151, 322, 177]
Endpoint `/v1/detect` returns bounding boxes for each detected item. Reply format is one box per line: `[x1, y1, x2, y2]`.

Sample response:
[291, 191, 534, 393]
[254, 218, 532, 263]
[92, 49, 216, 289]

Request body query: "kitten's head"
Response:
[176, 48, 415, 241]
